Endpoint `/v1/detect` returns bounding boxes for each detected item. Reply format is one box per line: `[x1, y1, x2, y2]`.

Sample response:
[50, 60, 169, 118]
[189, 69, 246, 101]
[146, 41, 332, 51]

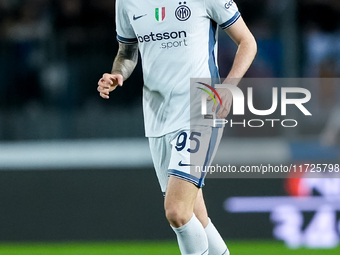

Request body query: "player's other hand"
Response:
[97, 73, 123, 99]
[207, 88, 233, 119]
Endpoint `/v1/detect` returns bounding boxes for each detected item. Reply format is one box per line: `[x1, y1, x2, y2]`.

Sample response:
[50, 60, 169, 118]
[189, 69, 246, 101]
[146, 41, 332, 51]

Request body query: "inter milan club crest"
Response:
[175, 2, 191, 21]
[155, 7, 166, 22]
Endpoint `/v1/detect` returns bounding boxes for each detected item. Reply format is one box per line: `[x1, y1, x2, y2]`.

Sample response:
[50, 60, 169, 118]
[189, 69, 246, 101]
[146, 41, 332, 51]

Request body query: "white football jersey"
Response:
[116, 0, 240, 137]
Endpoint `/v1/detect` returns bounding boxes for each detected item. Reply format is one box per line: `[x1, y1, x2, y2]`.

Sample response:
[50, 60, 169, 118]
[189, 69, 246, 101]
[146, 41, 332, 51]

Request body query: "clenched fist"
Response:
[97, 73, 123, 99]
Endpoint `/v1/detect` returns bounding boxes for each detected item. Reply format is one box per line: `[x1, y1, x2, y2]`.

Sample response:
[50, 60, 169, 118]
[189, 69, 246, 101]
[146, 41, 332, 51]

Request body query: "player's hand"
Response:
[207, 88, 233, 119]
[97, 73, 123, 99]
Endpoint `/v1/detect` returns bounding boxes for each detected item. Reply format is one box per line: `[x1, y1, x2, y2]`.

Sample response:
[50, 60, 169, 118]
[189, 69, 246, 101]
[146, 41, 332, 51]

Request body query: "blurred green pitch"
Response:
[0, 241, 339, 255]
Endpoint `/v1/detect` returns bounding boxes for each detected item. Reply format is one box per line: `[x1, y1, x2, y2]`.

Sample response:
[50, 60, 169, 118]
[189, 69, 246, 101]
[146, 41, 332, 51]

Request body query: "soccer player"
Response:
[97, 0, 256, 254]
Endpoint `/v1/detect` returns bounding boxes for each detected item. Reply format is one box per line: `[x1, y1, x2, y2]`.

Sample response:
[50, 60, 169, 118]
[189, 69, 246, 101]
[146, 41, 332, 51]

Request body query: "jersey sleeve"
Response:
[115, 0, 138, 44]
[205, 0, 241, 30]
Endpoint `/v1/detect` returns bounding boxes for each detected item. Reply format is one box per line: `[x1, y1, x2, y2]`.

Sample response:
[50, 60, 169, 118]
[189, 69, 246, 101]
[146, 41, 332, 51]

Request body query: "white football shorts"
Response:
[148, 126, 224, 194]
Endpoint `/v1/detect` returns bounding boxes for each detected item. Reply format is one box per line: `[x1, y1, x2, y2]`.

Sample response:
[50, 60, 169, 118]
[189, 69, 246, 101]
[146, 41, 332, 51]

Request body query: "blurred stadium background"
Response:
[0, 0, 340, 254]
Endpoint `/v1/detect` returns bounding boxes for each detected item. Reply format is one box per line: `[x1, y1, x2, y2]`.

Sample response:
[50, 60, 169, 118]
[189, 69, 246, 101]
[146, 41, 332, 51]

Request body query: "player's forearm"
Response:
[224, 33, 257, 85]
[111, 43, 138, 81]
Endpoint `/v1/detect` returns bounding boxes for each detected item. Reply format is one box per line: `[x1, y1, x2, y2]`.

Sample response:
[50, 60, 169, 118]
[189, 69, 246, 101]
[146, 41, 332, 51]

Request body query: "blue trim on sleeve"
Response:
[116, 34, 138, 44]
[220, 11, 241, 30]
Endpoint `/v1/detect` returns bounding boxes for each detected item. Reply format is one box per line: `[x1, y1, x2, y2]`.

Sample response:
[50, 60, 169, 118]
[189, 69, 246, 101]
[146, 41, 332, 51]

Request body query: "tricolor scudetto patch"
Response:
[155, 7, 166, 22]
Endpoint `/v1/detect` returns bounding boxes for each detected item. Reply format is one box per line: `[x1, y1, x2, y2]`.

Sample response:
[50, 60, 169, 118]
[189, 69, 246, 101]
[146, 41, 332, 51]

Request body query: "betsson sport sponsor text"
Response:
[137, 30, 188, 50]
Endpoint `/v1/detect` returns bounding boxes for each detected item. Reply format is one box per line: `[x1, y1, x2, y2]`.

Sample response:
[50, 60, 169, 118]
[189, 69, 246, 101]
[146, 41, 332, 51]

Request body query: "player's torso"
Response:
[122, 0, 210, 53]
[118, 0, 220, 137]
[121, 0, 216, 95]
[117, 0, 238, 137]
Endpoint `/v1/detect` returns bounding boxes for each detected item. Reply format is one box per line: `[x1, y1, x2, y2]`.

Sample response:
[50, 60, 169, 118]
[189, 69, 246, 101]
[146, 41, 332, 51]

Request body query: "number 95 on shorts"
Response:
[167, 126, 223, 188]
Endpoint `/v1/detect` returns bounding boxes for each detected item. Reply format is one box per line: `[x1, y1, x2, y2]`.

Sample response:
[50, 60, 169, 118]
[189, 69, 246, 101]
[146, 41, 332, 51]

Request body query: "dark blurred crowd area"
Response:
[0, 0, 340, 140]
[0, 0, 119, 109]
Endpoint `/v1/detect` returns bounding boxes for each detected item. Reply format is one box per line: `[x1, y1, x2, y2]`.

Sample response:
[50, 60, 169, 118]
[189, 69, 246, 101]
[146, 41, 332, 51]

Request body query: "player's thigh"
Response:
[164, 175, 199, 216]
[166, 126, 222, 225]
[164, 177, 209, 227]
